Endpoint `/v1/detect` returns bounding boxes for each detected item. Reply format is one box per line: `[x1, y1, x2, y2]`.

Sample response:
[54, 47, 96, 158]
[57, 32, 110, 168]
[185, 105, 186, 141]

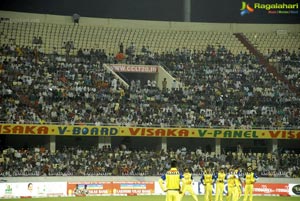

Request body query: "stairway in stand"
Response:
[234, 32, 299, 96]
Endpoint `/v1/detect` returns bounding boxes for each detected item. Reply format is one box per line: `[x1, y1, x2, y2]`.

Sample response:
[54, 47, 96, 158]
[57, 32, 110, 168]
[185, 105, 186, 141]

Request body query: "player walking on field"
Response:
[201, 168, 214, 201]
[159, 160, 184, 201]
[214, 168, 226, 201]
[243, 167, 258, 201]
[180, 168, 198, 201]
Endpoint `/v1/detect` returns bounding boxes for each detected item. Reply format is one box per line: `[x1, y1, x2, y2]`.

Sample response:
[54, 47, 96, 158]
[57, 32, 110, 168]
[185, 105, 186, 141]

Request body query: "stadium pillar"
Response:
[49, 136, 56, 153]
[98, 136, 111, 149]
[215, 138, 221, 155]
[161, 137, 167, 151]
[183, 0, 191, 22]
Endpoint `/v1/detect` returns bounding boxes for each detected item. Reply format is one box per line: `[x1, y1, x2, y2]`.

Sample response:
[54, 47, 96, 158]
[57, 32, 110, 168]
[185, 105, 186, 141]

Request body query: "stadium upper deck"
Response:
[0, 11, 299, 128]
[0, 11, 299, 56]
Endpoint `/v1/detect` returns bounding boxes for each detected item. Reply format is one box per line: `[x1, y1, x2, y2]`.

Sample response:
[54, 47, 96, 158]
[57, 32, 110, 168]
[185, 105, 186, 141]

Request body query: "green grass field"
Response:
[1, 195, 299, 201]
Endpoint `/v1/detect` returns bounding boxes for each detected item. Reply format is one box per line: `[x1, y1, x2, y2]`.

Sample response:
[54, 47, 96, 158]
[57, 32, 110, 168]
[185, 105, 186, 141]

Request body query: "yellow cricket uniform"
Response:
[159, 167, 184, 201]
[243, 172, 257, 201]
[180, 172, 198, 201]
[226, 173, 239, 201]
[201, 173, 214, 201]
[234, 170, 242, 199]
[215, 171, 226, 201]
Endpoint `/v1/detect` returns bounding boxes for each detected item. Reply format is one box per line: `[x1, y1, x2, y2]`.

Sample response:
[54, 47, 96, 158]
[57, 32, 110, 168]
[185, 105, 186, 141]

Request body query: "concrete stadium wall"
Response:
[2, 176, 299, 184]
[1, 10, 299, 33]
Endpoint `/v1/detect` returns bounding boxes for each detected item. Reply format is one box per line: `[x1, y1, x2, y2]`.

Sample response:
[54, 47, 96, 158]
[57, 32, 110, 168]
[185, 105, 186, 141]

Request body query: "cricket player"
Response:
[159, 160, 184, 201]
[215, 168, 226, 201]
[226, 168, 239, 201]
[243, 167, 258, 201]
[201, 168, 214, 201]
[180, 168, 198, 201]
[234, 167, 243, 200]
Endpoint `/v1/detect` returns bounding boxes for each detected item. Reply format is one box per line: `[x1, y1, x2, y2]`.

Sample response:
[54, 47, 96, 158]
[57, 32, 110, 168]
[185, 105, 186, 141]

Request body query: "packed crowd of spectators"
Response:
[0, 35, 299, 179]
[266, 48, 300, 91]
[0, 145, 299, 178]
[1, 43, 299, 129]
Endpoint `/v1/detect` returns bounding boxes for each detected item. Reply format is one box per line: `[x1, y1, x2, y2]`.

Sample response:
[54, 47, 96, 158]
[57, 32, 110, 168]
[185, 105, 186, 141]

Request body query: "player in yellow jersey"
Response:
[225, 168, 239, 201]
[201, 168, 214, 201]
[215, 168, 226, 201]
[159, 160, 184, 201]
[234, 167, 242, 200]
[243, 167, 258, 201]
[180, 168, 198, 201]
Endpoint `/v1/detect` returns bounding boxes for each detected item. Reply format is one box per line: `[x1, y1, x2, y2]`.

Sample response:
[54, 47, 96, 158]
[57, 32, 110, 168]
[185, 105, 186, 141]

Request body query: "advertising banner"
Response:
[289, 184, 300, 196]
[1, 181, 299, 198]
[196, 182, 292, 196]
[253, 183, 289, 196]
[67, 181, 154, 196]
[112, 181, 155, 195]
[1, 124, 300, 139]
[67, 181, 113, 196]
[0, 182, 66, 198]
[110, 64, 158, 73]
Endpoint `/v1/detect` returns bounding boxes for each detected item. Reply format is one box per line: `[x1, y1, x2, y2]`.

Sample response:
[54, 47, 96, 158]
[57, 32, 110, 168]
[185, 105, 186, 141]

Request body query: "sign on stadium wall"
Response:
[290, 184, 300, 196]
[67, 181, 154, 196]
[0, 182, 66, 198]
[253, 183, 289, 196]
[0, 124, 300, 139]
[110, 64, 158, 73]
[197, 183, 292, 196]
[1, 182, 299, 198]
[67, 181, 113, 195]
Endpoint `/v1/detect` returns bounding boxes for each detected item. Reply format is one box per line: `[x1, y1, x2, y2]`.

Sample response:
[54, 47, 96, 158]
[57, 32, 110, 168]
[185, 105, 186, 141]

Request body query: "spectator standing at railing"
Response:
[72, 13, 80, 25]
[162, 78, 167, 92]
[119, 42, 124, 54]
